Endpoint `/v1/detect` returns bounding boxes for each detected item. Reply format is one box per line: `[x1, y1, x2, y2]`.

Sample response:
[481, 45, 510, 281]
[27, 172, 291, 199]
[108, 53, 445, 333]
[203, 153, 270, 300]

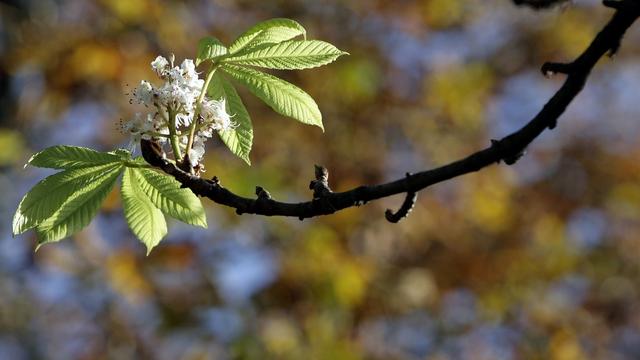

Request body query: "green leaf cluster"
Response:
[196, 18, 348, 164]
[13, 146, 207, 253]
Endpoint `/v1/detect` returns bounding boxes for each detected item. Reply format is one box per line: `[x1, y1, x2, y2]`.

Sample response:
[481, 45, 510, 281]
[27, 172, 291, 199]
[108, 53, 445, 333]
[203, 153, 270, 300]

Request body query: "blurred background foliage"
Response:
[2, 0, 640, 359]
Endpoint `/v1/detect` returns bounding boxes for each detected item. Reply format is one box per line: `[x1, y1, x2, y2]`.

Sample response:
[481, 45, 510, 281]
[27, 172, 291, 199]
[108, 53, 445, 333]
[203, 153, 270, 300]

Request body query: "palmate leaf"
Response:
[228, 18, 306, 54]
[135, 168, 207, 227]
[28, 145, 122, 169]
[13, 163, 123, 236]
[221, 64, 323, 130]
[222, 40, 348, 70]
[208, 73, 253, 164]
[35, 164, 124, 246]
[196, 36, 228, 66]
[121, 168, 168, 254]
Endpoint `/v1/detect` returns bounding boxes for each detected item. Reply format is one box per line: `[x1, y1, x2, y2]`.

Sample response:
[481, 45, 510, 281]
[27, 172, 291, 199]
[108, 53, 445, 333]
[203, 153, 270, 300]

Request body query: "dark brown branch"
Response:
[512, 0, 571, 9]
[145, 0, 640, 220]
[604, 0, 626, 10]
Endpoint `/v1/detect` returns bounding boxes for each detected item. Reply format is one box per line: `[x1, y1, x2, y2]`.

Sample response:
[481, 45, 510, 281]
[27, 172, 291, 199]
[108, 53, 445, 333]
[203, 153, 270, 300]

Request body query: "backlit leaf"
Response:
[35, 164, 124, 246]
[222, 64, 323, 130]
[223, 40, 347, 70]
[196, 36, 228, 66]
[208, 73, 253, 164]
[135, 168, 207, 227]
[228, 18, 306, 54]
[28, 145, 122, 170]
[13, 163, 123, 236]
[121, 168, 168, 254]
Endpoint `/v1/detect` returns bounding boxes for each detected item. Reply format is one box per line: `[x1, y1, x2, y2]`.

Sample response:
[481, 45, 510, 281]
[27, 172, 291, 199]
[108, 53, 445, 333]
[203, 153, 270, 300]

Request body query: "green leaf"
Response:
[13, 163, 122, 236]
[223, 40, 348, 70]
[27, 145, 122, 170]
[35, 164, 123, 246]
[135, 168, 207, 227]
[196, 37, 228, 66]
[111, 148, 132, 160]
[229, 18, 306, 54]
[208, 73, 253, 164]
[121, 168, 167, 254]
[221, 65, 323, 130]
[240, 27, 306, 52]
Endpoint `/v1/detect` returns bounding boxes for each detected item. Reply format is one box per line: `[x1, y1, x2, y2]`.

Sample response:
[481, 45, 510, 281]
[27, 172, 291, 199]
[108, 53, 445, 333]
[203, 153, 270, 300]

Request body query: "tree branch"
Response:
[512, 0, 571, 10]
[144, 0, 640, 220]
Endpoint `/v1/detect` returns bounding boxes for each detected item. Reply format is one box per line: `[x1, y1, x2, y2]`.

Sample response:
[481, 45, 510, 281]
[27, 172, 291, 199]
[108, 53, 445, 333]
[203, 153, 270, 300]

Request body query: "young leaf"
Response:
[208, 73, 253, 164]
[135, 168, 207, 227]
[221, 65, 323, 130]
[28, 145, 122, 170]
[228, 18, 306, 54]
[13, 163, 123, 236]
[196, 37, 228, 66]
[35, 164, 124, 246]
[121, 168, 167, 254]
[222, 40, 348, 70]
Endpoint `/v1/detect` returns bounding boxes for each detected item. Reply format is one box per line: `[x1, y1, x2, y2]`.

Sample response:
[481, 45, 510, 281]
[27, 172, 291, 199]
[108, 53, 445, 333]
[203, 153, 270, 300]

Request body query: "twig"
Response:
[385, 173, 418, 223]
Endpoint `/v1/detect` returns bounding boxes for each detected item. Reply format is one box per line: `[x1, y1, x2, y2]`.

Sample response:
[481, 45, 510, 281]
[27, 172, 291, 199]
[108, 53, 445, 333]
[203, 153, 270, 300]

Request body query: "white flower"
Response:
[188, 137, 206, 167]
[186, 77, 204, 94]
[181, 59, 198, 80]
[201, 98, 234, 131]
[156, 82, 175, 105]
[121, 113, 155, 142]
[175, 112, 193, 127]
[132, 80, 154, 105]
[151, 56, 169, 75]
[166, 66, 183, 84]
[199, 126, 213, 138]
[125, 54, 236, 165]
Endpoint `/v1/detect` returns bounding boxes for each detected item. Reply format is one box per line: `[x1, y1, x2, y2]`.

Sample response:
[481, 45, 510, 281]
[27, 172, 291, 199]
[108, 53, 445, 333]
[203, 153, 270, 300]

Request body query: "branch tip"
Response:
[385, 173, 418, 223]
[314, 165, 329, 182]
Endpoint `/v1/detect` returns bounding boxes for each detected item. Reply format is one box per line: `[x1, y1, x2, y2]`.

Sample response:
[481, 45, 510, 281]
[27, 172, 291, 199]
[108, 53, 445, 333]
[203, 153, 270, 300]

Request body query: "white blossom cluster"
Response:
[120, 55, 234, 167]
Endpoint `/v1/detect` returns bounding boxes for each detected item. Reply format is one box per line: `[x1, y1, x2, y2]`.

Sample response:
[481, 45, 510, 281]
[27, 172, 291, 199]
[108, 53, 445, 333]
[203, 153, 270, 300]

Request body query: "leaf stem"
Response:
[185, 66, 217, 160]
[167, 106, 182, 160]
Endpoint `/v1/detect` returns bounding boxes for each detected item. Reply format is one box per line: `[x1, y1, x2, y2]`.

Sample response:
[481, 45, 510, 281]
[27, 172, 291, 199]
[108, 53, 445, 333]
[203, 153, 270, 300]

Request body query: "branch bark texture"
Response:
[512, 0, 571, 9]
[145, 0, 640, 221]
